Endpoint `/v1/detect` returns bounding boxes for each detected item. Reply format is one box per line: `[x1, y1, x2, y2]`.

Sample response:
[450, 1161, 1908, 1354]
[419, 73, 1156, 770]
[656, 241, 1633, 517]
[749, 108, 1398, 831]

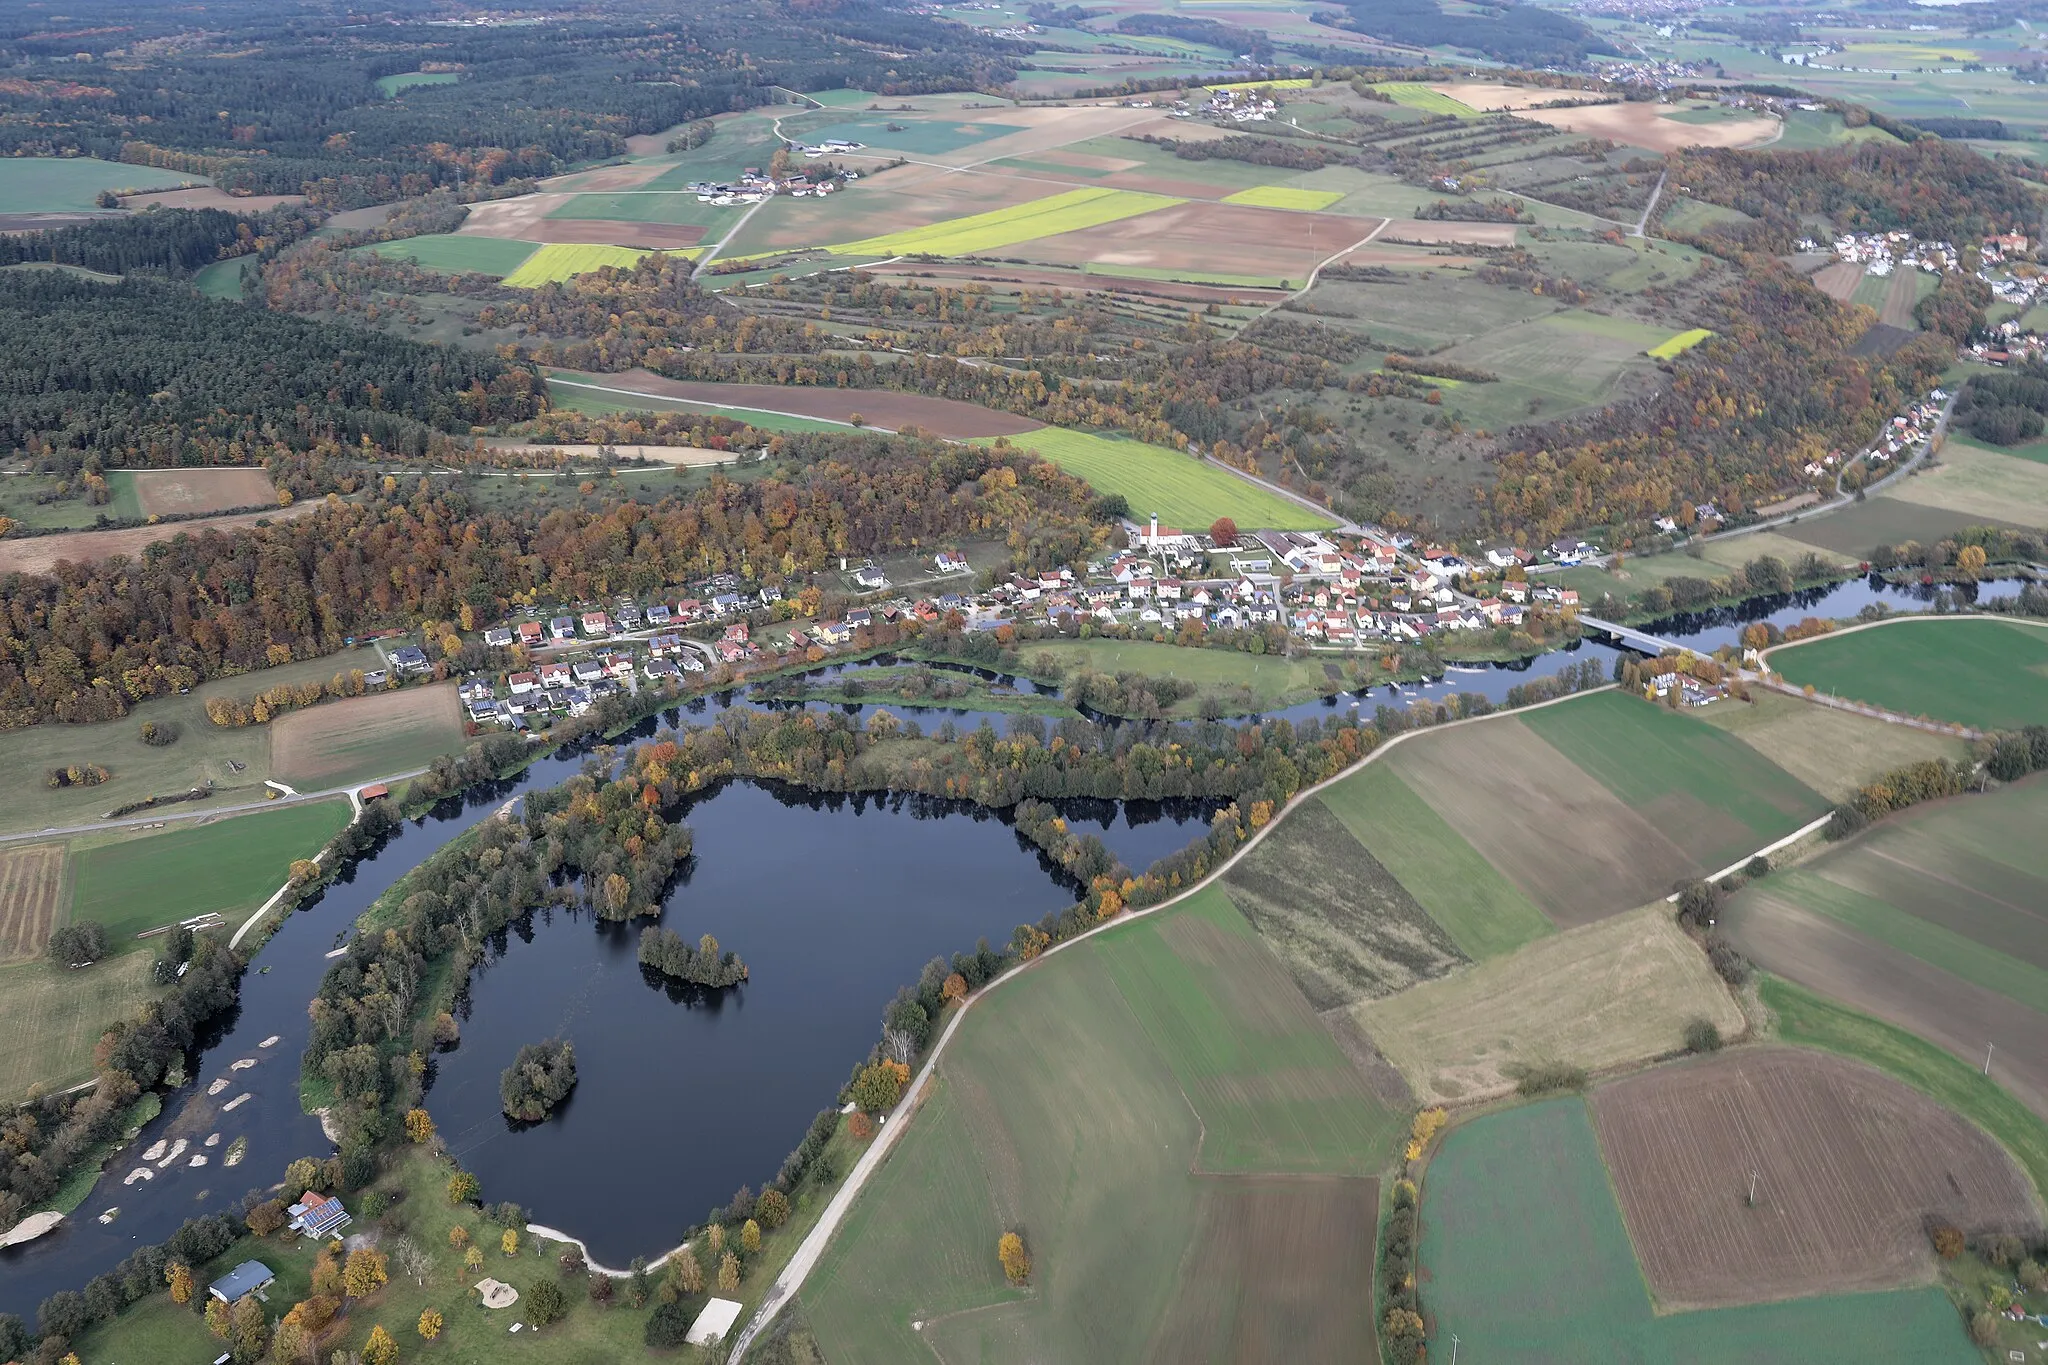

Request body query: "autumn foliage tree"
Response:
[166, 1261, 194, 1304]
[1209, 516, 1238, 547]
[998, 1231, 1031, 1285]
[363, 1323, 399, 1365]
[418, 1309, 443, 1341]
[343, 1247, 389, 1299]
[404, 1108, 436, 1144]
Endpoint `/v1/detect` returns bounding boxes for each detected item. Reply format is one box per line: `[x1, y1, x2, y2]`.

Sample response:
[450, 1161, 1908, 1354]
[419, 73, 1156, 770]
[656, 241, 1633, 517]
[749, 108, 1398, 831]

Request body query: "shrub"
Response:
[1510, 1060, 1587, 1096]
[645, 1300, 692, 1348]
[1932, 1224, 1964, 1259]
[1703, 931, 1752, 988]
[1674, 879, 1720, 930]
[139, 720, 180, 746]
[1683, 1018, 1722, 1054]
[48, 921, 110, 966]
[526, 1277, 568, 1328]
[1744, 854, 1770, 879]
[998, 1231, 1031, 1285]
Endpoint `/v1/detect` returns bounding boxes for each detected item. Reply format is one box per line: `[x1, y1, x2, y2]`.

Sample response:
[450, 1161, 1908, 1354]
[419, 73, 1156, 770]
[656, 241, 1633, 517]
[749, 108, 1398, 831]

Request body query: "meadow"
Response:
[1765, 617, 2048, 730]
[997, 637, 1339, 712]
[1354, 906, 1744, 1106]
[0, 952, 156, 1101]
[826, 188, 1181, 258]
[269, 684, 466, 789]
[802, 886, 1400, 1364]
[501, 243, 696, 288]
[982, 428, 1337, 530]
[549, 193, 738, 228]
[1696, 688, 1968, 800]
[1420, 1099, 1980, 1362]
[67, 799, 352, 943]
[0, 158, 200, 213]
[369, 234, 539, 277]
[1887, 434, 2048, 531]
[1372, 84, 1479, 118]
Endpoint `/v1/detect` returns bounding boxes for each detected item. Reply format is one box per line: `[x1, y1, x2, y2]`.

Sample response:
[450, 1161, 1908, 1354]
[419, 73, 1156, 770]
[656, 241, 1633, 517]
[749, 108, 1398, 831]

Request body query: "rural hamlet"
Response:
[0, 1, 2042, 1364]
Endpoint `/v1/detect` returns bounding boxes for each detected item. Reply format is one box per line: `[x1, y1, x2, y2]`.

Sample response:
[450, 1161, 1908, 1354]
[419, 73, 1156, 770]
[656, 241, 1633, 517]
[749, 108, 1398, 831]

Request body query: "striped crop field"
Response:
[501, 243, 699, 287]
[978, 427, 1338, 530]
[1648, 327, 1715, 359]
[824, 188, 1181, 258]
[1222, 186, 1345, 212]
[1374, 83, 1481, 118]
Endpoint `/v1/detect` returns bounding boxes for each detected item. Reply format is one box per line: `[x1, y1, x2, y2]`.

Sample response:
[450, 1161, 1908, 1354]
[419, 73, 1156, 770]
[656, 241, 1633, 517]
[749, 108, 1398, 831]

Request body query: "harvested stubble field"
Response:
[1767, 617, 2048, 731]
[130, 468, 276, 518]
[0, 843, 66, 960]
[1422, 1099, 1981, 1363]
[803, 886, 1397, 1364]
[1696, 688, 1968, 800]
[1222, 799, 1465, 1008]
[1316, 759, 1553, 961]
[269, 683, 465, 790]
[1017, 200, 1365, 284]
[982, 427, 1338, 531]
[1592, 1049, 2040, 1309]
[1886, 434, 2048, 531]
[0, 503, 320, 575]
[1353, 905, 1745, 1106]
[1510, 98, 1777, 153]
[1730, 774, 2048, 1121]
[0, 953, 156, 1101]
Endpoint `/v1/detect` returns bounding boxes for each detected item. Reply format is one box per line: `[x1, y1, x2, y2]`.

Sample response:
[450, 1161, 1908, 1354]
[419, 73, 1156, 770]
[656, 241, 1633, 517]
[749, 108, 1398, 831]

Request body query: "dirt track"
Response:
[1593, 1048, 2040, 1308]
[0, 504, 320, 576]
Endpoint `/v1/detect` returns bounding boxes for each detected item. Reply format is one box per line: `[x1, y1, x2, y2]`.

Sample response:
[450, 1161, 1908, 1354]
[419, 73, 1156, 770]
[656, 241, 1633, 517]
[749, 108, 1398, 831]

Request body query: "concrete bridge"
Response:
[1577, 615, 1684, 656]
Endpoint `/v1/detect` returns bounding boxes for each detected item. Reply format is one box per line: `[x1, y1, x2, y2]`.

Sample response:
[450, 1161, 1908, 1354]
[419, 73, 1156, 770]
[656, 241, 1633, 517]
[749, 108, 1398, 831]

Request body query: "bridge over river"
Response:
[1576, 615, 1686, 655]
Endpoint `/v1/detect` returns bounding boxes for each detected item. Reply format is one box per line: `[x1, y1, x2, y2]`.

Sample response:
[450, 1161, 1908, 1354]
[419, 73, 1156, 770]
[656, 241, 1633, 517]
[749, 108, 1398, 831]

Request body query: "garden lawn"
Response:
[1769, 617, 2048, 731]
[368, 234, 538, 277]
[981, 428, 1337, 530]
[1317, 760, 1552, 960]
[1521, 690, 1830, 870]
[804, 885, 1397, 1365]
[67, 800, 351, 943]
[1422, 1098, 1980, 1363]
[825, 188, 1181, 257]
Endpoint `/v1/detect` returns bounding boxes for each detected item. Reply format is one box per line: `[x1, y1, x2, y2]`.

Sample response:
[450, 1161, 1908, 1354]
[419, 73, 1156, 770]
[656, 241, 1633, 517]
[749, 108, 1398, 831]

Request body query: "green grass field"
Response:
[1523, 690, 1831, 868]
[1221, 185, 1344, 212]
[369, 234, 539, 277]
[1647, 326, 1714, 358]
[1764, 976, 2048, 1201]
[1422, 1098, 1980, 1362]
[190, 259, 250, 300]
[804, 885, 1398, 1363]
[547, 192, 739, 227]
[0, 952, 156, 1101]
[0, 157, 201, 213]
[375, 70, 459, 95]
[1001, 637, 1336, 712]
[1372, 83, 1480, 118]
[543, 377, 852, 431]
[68, 800, 351, 943]
[827, 188, 1181, 257]
[982, 427, 1337, 530]
[1768, 617, 2048, 731]
[501, 243, 696, 287]
[1318, 759, 1553, 960]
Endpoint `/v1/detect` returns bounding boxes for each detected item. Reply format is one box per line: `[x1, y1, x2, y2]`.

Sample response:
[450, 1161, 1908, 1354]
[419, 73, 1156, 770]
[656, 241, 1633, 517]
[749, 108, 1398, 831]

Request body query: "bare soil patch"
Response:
[1729, 897, 2048, 1121]
[1338, 241, 1486, 270]
[0, 844, 66, 961]
[481, 440, 734, 466]
[455, 194, 578, 239]
[555, 368, 1046, 438]
[1880, 270, 1921, 328]
[1389, 719, 1694, 928]
[1812, 261, 1862, 302]
[1020, 201, 1364, 281]
[1593, 1048, 2041, 1308]
[118, 188, 305, 212]
[1373, 219, 1518, 247]
[541, 160, 670, 192]
[270, 683, 463, 790]
[132, 468, 276, 518]
[524, 218, 705, 248]
[1428, 82, 1582, 111]
[1144, 1175, 1381, 1365]
[1511, 101, 1777, 152]
[0, 504, 319, 575]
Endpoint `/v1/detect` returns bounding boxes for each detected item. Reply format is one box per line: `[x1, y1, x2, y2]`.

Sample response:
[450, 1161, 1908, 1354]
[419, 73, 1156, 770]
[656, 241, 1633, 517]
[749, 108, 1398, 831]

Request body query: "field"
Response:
[1373, 83, 1480, 118]
[0, 157, 201, 214]
[1002, 637, 1339, 713]
[1221, 798, 1466, 1008]
[1220, 186, 1344, 212]
[1885, 433, 2048, 531]
[802, 885, 1398, 1363]
[191, 259, 250, 300]
[0, 953, 156, 1101]
[0, 503, 319, 575]
[1317, 758, 1553, 961]
[548, 192, 736, 229]
[1591, 1049, 2039, 1309]
[269, 684, 466, 789]
[130, 468, 276, 518]
[1428, 310, 1672, 430]
[1647, 326, 1714, 359]
[1695, 688, 1969, 800]
[1729, 774, 2048, 1124]
[369, 234, 539, 277]
[1766, 617, 2048, 731]
[0, 843, 67, 960]
[982, 428, 1339, 530]
[67, 799, 351, 943]
[825, 187, 1181, 257]
[550, 368, 1042, 437]
[500, 243, 694, 288]
[1421, 1098, 1980, 1363]
[1353, 906, 1744, 1106]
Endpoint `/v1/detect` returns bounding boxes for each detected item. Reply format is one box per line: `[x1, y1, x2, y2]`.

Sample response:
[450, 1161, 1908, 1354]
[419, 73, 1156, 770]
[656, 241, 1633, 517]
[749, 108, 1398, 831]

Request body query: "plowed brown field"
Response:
[0, 844, 65, 960]
[1592, 1049, 2041, 1308]
[132, 468, 275, 517]
[1019, 201, 1369, 282]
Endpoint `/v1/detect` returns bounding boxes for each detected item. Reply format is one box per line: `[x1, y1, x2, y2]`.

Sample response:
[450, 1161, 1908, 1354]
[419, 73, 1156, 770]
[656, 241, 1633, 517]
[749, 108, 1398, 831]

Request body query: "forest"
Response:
[0, 207, 318, 277]
[1319, 0, 1612, 66]
[0, 437, 1107, 726]
[1955, 364, 2048, 445]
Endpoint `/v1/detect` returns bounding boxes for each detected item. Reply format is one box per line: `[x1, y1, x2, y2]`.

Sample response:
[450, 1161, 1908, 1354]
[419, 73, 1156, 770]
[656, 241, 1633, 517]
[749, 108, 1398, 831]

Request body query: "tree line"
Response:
[0, 206, 319, 278]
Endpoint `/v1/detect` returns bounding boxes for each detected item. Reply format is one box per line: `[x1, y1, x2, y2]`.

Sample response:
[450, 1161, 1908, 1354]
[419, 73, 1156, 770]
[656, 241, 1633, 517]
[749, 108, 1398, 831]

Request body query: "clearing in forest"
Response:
[130, 468, 277, 518]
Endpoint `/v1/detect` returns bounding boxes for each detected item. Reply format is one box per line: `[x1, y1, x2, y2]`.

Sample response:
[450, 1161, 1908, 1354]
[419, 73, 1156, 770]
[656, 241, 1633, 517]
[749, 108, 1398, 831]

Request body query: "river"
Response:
[0, 569, 2024, 1312]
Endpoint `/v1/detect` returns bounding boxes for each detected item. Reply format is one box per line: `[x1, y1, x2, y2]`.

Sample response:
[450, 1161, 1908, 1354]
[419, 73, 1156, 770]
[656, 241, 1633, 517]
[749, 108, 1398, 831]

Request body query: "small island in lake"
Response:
[638, 928, 749, 988]
[500, 1038, 578, 1122]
